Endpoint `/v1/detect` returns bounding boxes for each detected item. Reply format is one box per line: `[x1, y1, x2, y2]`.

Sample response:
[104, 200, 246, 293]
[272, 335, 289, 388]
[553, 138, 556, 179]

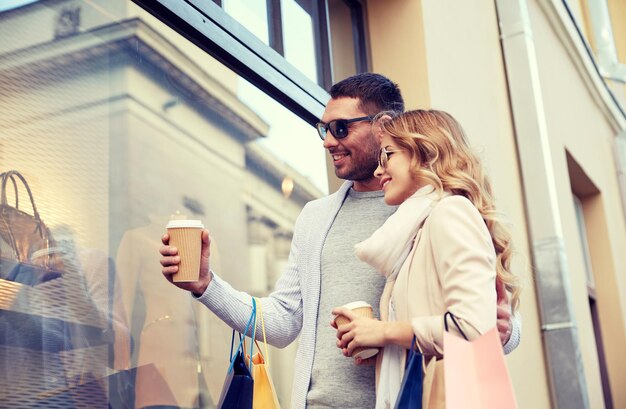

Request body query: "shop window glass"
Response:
[237, 79, 327, 191]
[0, 1, 326, 407]
[219, 0, 366, 88]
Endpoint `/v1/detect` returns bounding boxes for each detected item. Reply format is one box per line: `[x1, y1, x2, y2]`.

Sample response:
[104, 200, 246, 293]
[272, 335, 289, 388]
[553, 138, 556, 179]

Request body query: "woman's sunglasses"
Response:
[316, 116, 373, 140]
[378, 147, 403, 168]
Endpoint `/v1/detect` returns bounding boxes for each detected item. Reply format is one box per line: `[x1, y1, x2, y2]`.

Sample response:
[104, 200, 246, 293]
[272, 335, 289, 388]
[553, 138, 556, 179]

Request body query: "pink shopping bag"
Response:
[443, 319, 517, 409]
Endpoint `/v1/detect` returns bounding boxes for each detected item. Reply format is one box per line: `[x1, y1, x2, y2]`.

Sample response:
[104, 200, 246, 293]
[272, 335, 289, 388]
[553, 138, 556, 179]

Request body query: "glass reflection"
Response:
[281, 0, 318, 84]
[0, 1, 327, 408]
[328, 0, 358, 82]
[223, 0, 270, 45]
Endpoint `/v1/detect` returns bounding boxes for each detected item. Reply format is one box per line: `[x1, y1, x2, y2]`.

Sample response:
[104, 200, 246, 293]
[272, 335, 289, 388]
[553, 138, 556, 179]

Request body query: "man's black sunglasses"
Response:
[316, 116, 373, 140]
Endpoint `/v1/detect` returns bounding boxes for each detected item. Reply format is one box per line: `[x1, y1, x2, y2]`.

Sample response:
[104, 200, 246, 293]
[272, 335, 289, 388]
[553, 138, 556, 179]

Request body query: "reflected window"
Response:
[328, 0, 368, 82]
[223, 0, 270, 45]
[281, 0, 318, 83]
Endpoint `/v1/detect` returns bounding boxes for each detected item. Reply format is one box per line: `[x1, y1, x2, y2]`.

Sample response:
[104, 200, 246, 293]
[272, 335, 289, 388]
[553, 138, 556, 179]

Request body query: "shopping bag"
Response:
[248, 297, 281, 409]
[217, 351, 253, 409]
[217, 299, 257, 409]
[394, 336, 423, 409]
[422, 355, 445, 409]
[443, 312, 518, 409]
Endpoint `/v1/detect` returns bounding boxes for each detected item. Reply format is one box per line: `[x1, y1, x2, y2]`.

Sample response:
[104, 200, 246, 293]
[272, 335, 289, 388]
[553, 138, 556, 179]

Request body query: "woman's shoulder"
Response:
[426, 194, 494, 259]
[429, 194, 481, 221]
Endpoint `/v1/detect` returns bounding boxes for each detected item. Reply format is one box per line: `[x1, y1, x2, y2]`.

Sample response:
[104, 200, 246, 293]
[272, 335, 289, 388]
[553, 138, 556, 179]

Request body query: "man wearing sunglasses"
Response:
[160, 73, 520, 409]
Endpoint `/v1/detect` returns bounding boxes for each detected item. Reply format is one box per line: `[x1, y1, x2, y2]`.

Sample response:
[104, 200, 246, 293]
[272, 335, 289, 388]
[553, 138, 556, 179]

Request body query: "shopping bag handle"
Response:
[229, 330, 236, 360]
[243, 297, 259, 370]
[227, 298, 257, 373]
[254, 297, 271, 368]
[406, 336, 420, 366]
[444, 311, 468, 340]
[249, 297, 257, 368]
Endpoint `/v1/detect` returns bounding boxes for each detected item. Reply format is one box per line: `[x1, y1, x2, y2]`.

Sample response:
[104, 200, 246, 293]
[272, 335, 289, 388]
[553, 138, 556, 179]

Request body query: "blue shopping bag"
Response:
[394, 336, 424, 409]
[217, 298, 257, 409]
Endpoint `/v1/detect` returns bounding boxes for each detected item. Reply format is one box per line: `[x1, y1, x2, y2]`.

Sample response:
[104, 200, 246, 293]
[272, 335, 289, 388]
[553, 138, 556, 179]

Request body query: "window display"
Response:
[0, 0, 336, 407]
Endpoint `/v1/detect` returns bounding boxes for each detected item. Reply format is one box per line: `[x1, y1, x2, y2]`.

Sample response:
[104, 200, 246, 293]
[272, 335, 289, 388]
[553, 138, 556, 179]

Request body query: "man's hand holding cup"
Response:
[160, 220, 212, 297]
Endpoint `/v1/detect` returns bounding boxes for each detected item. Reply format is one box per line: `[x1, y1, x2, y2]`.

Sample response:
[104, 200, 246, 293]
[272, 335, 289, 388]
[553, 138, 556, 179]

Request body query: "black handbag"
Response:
[0, 170, 61, 285]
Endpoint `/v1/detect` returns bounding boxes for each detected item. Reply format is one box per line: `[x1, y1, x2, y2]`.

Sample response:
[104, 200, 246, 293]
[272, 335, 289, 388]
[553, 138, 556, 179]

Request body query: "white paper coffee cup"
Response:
[332, 301, 380, 360]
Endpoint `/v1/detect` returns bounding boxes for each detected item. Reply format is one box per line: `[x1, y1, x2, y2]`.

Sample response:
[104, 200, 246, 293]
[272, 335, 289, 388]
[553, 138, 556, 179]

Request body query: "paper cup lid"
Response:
[342, 301, 371, 310]
[331, 301, 372, 323]
[166, 219, 204, 229]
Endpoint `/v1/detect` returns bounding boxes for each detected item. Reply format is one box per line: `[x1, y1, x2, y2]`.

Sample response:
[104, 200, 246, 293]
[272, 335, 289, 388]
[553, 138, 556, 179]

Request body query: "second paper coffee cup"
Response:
[333, 301, 380, 360]
[166, 219, 204, 282]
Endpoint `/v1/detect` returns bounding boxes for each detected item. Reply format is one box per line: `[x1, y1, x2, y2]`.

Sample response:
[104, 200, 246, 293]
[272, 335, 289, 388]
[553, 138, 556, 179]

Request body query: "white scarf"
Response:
[355, 184, 446, 409]
[355, 184, 444, 280]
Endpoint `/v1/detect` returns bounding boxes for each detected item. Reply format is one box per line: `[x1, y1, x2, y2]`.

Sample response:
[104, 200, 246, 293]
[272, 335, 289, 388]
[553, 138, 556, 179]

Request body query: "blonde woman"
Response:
[332, 109, 520, 409]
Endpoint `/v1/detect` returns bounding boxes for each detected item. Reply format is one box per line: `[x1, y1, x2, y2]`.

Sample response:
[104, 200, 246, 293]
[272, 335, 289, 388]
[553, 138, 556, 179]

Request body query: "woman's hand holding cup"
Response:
[331, 301, 382, 361]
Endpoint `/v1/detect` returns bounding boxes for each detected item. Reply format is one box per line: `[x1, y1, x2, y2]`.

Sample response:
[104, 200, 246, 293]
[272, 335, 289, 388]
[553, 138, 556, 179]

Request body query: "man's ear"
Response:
[373, 114, 393, 143]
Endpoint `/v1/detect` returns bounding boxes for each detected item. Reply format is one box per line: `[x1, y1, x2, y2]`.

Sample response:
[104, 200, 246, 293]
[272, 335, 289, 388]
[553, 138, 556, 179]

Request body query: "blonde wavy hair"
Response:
[378, 109, 520, 312]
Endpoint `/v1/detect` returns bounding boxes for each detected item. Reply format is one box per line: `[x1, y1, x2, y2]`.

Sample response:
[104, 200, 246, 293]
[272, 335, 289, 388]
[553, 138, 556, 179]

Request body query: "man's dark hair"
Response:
[329, 72, 404, 115]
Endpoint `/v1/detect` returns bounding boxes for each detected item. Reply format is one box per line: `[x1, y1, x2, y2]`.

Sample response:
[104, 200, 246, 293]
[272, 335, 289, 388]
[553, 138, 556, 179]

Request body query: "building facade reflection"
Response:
[0, 1, 324, 407]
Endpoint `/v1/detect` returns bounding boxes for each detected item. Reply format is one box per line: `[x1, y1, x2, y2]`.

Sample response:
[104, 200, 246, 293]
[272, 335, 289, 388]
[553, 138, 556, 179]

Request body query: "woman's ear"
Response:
[373, 114, 393, 143]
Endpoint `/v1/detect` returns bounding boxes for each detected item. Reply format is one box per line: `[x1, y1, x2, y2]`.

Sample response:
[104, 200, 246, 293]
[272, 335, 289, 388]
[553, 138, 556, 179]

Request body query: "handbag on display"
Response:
[217, 298, 257, 409]
[394, 336, 424, 409]
[0, 170, 61, 286]
[247, 297, 281, 409]
[443, 312, 518, 409]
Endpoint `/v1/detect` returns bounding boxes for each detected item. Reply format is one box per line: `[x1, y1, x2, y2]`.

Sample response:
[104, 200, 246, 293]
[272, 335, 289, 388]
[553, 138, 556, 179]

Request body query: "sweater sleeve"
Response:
[503, 310, 522, 354]
[193, 204, 311, 349]
[411, 196, 497, 356]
